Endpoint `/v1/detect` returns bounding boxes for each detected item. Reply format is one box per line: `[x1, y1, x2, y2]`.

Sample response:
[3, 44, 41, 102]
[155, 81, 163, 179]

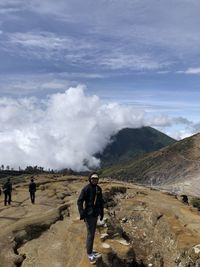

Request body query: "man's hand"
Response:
[80, 211, 85, 220]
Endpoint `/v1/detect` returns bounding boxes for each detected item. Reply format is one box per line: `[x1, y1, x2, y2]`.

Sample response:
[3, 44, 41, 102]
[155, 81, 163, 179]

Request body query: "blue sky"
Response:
[0, 0, 200, 169]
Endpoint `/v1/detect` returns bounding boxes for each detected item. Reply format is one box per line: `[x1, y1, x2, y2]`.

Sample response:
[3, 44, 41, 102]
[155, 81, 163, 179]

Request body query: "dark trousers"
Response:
[30, 191, 35, 204]
[4, 192, 11, 205]
[85, 216, 98, 254]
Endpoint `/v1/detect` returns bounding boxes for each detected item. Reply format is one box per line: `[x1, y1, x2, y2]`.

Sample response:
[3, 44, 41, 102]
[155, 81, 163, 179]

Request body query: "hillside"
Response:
[97, 127, 176, 167]
[1, 174, 200, 267]
[102, 132, 200, 193]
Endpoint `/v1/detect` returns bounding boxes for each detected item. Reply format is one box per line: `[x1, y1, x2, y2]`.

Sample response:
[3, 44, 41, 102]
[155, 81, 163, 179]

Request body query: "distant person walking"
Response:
[3, 178, 12, 206]
[77, 173, 104, 265]
[29, 178, 36, 204]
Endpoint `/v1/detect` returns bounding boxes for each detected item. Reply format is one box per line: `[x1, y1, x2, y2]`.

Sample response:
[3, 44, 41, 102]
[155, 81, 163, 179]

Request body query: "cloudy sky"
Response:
[1, 0, 200, 170]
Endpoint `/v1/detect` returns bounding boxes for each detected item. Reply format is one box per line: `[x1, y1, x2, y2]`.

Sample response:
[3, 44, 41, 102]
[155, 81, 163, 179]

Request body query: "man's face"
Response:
[90, 178, 99, 185]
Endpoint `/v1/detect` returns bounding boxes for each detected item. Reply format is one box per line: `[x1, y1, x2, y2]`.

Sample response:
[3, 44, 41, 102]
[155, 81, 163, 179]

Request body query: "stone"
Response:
[102, 243, 110, 249]
[121, 217, 128, 223]
[100, 233, 109, 241]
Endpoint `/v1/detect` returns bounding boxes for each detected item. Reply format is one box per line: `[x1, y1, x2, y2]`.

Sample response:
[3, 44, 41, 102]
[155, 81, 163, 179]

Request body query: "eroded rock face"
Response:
[0, 175, 200, 267]
[100, 184, 200, 267]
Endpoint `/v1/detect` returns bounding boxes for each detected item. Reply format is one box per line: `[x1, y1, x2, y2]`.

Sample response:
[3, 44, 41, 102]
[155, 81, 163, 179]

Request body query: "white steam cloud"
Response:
[0, 85, 194, 170]
[0, 85, 146, 171]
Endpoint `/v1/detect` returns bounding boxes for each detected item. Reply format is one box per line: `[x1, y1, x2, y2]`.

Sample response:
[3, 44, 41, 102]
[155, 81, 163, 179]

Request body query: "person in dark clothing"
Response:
[77, 173, 104, 265]
[29, 178, 36, 204]
[3, 178, 12, 206]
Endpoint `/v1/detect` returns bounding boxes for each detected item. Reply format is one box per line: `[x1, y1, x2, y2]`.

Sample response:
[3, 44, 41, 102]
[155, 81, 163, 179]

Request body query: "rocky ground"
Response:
[1, 174, 200, 267]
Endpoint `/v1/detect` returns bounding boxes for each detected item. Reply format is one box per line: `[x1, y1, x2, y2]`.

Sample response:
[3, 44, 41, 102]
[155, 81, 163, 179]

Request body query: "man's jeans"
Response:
[85, 216, 98, 254]
[30, 191, 35, 204]
[4, 192, 11, 205]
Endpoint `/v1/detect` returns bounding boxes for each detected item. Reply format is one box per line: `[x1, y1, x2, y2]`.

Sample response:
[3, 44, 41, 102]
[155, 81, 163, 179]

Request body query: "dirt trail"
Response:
[0, 176, 88, 267]
[18, 196, 86, 267]
[1, 175, 200, 266]
[147, 189, 200, 236]
[18, 178, 98, 267]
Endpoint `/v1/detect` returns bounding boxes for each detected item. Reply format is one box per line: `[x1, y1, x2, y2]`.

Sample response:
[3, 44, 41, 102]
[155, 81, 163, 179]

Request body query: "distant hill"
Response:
[97, 127, 176, 168]
[102, 132, 200, 189]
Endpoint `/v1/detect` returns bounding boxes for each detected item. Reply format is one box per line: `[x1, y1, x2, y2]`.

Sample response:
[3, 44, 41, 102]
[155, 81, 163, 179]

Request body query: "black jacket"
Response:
[3, 181, 12, 193]
[29, 182, 36, 192]
[77, 183, 104, 219]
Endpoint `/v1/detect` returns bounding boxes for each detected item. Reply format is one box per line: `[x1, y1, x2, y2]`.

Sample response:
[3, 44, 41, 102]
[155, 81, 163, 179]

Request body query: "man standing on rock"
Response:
[3, 178, 12, 206]
[29, 178, 36, 204]
[77, 172, 104, 264]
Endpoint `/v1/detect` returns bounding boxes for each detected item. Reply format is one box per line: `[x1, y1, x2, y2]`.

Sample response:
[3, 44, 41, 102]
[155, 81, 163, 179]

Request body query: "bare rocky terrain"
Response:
[102, 133, 200, 193]
[1, 174, 200, 267]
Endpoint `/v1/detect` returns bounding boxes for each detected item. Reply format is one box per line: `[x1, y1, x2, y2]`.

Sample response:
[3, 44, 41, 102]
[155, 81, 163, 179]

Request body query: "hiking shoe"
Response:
[93, 251, 102, 259]
[88, 254, 96, 264]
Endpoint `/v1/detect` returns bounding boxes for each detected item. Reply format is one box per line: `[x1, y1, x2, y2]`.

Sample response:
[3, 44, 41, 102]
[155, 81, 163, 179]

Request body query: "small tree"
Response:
[191, 197, 200, 210]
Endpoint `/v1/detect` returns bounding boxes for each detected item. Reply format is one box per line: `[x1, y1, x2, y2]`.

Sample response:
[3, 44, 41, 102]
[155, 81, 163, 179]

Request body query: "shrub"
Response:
[110, 186, 127, 195]
[190, 197, 200, 210]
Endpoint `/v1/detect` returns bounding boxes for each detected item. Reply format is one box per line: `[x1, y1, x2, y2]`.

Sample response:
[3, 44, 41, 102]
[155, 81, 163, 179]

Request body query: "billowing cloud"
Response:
[0, 85, 197, 171]
[0, 85, 145, 171]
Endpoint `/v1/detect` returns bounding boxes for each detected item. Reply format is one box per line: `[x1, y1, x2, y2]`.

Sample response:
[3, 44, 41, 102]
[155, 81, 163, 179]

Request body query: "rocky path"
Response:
[0, 176, 118, 267]
[0, 176, 87, 267]
[1, 175, 200, 266]
[17, 179, 89, 267]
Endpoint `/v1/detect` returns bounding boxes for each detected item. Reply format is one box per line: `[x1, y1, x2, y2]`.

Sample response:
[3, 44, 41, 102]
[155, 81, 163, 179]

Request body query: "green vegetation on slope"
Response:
[97, 127, 176, 168]
[101, 133, 196, 185]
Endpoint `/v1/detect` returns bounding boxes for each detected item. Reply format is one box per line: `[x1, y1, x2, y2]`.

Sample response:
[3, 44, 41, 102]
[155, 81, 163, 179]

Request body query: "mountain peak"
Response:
[98, 126, 176, 168]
